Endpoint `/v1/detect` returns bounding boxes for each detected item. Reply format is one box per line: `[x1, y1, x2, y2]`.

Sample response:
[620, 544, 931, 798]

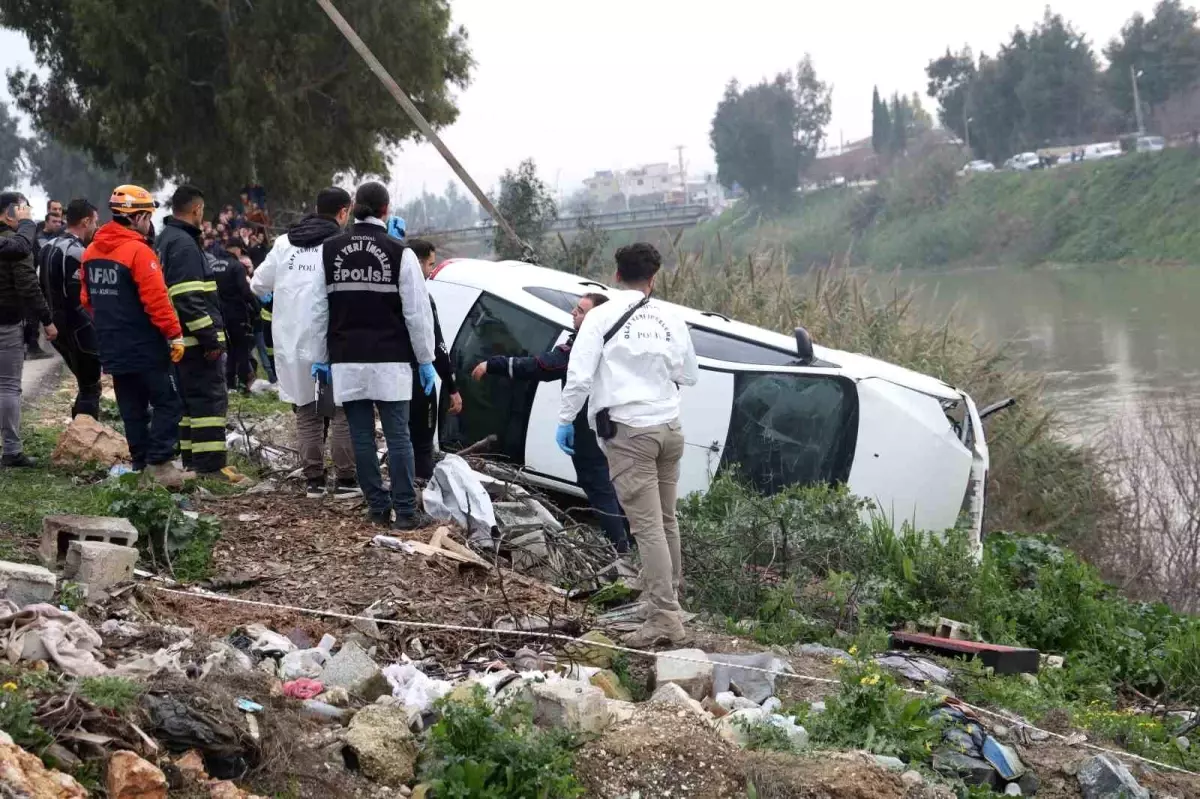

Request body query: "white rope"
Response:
[149, 585, 1200, 776]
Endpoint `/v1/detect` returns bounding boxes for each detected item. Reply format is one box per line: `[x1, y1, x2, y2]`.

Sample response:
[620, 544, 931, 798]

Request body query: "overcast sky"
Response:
[2, 0, 1162, 204]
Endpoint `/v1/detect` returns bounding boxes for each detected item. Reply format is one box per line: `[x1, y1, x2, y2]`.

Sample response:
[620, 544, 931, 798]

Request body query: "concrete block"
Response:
[0, 561, 56, 608]
[40, 515, 138, 566]
[530, 679, 616, 734]
[320, 641, 388, 700]
[654, 648, 713, 700]
[64, 541, 138, 590]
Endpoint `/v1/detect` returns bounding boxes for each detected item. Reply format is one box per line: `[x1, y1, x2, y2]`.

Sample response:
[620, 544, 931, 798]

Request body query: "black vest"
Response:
[322, 222, 415, 364]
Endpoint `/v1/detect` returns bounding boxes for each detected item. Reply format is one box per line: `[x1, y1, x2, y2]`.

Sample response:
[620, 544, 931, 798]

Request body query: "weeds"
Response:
[104, 474, 220, 582]
[0, 682, 53, 753]
[78, 676, 143, 713]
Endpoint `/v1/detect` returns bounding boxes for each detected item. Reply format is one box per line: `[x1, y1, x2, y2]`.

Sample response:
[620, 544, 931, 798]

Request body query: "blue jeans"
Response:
[254, 332, 276, 382]
[343, 399, 416, 518]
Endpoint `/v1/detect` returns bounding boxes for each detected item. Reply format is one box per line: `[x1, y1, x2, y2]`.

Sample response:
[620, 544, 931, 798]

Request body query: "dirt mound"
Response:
[741, 752, 916, 799]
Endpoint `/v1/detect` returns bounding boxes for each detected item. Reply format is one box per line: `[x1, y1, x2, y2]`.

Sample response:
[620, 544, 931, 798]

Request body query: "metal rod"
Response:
[313, 0, 528, 254]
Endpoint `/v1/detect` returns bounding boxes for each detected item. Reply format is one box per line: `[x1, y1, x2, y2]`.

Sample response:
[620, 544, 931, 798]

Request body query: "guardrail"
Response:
[426, 204, 713, 243]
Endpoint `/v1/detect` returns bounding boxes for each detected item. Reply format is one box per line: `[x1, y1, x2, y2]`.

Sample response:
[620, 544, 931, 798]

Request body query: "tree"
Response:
[909, 92, 933, 133]
[710, 55, 832, 205]
[0, 0, 472, 208]
[925, 47, 976, 143]
[1104, 0, 1200, 123]
[26, 137, 130, 217]
[492, 159, 556, 263]
[396, 181, 478, 232]
[889, 93, 911, 156]
[871, 87, 890, 154]
[0, 100, 27, 189]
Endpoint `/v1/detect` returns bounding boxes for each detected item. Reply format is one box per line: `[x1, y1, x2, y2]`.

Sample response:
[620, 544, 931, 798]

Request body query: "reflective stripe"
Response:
[179, 441, 193, 450]
[180, 331, 227, 347]
[191, 441, 227, 453]
[180, 417, 192, 426]
[186, 315, 214, 332]
[266, 348, 274, 356]
[191, 417, 225, 428]
[327, 282, 398, 294]
[260, 310, 272, 321]
[168, 280, 217, 298]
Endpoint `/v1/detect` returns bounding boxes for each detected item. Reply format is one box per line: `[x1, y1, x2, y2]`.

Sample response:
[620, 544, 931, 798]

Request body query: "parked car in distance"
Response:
[1136, 135, 1166, 153]
[960, 160, 996, 175]
[1083, 142, 1122, 161]
[426, 258, 994, 548]
[1005, 152, 1042, 171]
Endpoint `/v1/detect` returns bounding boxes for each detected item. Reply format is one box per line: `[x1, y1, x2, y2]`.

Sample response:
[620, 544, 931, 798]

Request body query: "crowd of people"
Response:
[0, 178, 698, 647]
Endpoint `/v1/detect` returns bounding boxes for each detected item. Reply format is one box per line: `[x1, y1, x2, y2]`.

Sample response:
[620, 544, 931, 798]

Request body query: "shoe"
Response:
[146, 462, 196, 489]
[621, 612, 690, 649]
[1, 452, 37, 468]
[25, 348, 54, 361]
[332, 478, 362, 499]
[368, 509, 392, 527]
[306, 478, 327, 499]
[392, 511, 436, 531]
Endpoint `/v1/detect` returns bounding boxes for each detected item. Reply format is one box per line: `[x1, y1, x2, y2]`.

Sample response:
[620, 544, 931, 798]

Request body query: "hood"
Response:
[89, 221, 149, 256]
[288, 214, 343, 248]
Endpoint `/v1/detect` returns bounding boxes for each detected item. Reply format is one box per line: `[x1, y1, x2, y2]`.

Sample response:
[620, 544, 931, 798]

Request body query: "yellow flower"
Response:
[849, 646, 859, 656]
[860, 674, 881, 686]
[1, 682, 17, 691]
[832, 657, 848, 667]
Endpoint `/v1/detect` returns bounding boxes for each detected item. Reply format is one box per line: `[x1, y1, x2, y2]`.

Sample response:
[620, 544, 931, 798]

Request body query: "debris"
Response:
[248, 379, 276, 395]
[492, 613, 571, 632]
[0, 562, 57, 608]
[890, 631, 1039, 675]
[245, 479, 278, 496]
[901, 770, 924, 788]
[0, 600, 106, 676]
[40, 515, 138, 567]
[565, 630, 617, 668]
[654, 649, 713, 700]
[1005, 784, 1023, 796]
[422, 454, 498, 544]
[710, 651, 790, 704]
[512, 647, 540, 672]
[935, 617, 975, 641]
[531, 678, 621, 734]
[282, 679, 324, 700]
[590, 669, 633, 701]
[106, 750, 168, 799]
[381, 662, 454, 713]
[874, 755, 906, 772]
[372, 535, 490, 569]
[715, 707, 764, 746]
[64, 541, 139, 592]
[0, 742, 88, 797]
[1076, 754, 1150, 799]
[235, 699, 263, 714]
[715, 691, 760, 713]
[793, 642, 852, 661]
[320, 641, 388, 700]
[225, 431, 292, 468]
[649, 682, 709, 719]
[202, 642, 254, 678]
[141, 694, 250, 779]
[52, 413, 130, 467]
[300, 699, 353, 725]
[873, 652, 953, 685]
[932, 750, 999, 788]
[317, 686, 350, 707]
[246, 626, 296, 659]
[278, 646, 329, 680]
[982, 735, 1027, 780]
[343, 704, 420, 785]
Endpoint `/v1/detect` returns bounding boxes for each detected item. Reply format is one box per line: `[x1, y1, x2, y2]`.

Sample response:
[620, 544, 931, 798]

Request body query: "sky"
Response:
[1, 0, 1163, 206]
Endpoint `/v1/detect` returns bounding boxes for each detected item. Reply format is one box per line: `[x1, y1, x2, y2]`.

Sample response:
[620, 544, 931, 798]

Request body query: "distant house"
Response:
[806, 136, 880, 185]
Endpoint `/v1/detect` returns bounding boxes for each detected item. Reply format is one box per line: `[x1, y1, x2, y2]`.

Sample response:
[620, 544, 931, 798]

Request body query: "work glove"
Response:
[418, 362, 436, 396]
[555, 423, 575, 456]
[311, 362, 332, 385]
[169, 339, 185, 364]
[259, 292, 273, 304]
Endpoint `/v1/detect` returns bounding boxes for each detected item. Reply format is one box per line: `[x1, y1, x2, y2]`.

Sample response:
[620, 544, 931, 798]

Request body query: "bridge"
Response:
[424, 204, 713, 245]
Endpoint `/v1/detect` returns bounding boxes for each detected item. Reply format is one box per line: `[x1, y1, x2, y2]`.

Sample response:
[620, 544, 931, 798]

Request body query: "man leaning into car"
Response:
[556, 243, 699, 648]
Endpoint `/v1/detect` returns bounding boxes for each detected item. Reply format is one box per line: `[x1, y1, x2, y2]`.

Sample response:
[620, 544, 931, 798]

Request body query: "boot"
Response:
[622, 610, 690, 649]
[146, 462, 196, 489]
[393, 511, 436, 531]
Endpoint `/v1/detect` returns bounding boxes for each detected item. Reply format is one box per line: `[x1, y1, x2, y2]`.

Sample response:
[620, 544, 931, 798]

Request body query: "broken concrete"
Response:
[320, 641, 388, 701]
[649, 681, 709, 720]
[343, 705, 419, 785]
[710, 651, 788, 704]
[715, 708, 765, 747]
[1076, 754, 1149, 799]
[654, 648, 713, 700]
[51, 414, 130, 468]
[0, 561, 56, 607]
[40, 515, 138, 566]
[530, 679, 618, 734]
[64, 541, 138, 591]
[564, 629, 617, 668]
[106, 750, 167, 799]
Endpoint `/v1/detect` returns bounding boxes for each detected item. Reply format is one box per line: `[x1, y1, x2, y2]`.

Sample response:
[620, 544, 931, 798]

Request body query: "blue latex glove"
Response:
[555, 423, 575, 456]
[259, 292, 273, 304]
[311, 362, 331, 384]
[387, 215, 407, 240]
[418, 362, 436, 396]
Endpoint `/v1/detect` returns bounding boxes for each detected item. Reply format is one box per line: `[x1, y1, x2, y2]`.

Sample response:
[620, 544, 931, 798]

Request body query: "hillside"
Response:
[686, 147, 1200, 269]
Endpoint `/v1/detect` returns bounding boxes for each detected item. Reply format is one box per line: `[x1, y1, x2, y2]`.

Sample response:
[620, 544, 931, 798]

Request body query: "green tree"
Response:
[1104, 0, 1200, 122]
[26, 137, 130, 217]
[0, 100, 27, 189]
[492, 159, 556, 263]
[889, 93, 911, 156]
[925, 47, 976, 145]
[871, 87, 890, 154]
[0, 0, 472, 208]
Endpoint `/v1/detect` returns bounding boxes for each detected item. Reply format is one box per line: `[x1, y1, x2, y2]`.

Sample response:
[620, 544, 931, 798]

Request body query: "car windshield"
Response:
[719, 371, 858, 494]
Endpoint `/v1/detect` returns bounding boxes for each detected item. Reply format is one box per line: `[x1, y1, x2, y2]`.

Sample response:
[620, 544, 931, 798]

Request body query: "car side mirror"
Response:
[794, 327, 814, 365]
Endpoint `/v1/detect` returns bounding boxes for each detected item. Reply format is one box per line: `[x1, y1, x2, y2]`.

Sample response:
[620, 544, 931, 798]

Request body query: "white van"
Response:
[426, 259, 992, 548]
[1083, 142, 1123, 161]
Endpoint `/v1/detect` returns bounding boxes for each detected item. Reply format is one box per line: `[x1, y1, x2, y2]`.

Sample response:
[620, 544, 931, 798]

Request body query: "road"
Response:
[21, 347, 63, 400]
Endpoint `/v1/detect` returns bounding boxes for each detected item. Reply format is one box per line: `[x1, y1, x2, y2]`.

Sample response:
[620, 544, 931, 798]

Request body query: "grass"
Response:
[78, 676, 143, 712]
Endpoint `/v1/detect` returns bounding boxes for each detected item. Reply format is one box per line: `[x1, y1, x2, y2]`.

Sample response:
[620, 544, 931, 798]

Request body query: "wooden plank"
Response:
[890, 631, 1040, 675]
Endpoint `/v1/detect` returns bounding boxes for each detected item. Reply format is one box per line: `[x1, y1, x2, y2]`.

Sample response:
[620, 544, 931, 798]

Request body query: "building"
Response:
[582, 162, 726, 211]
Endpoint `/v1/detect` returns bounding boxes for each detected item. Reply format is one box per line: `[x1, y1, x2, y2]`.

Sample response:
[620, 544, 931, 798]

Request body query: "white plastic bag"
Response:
[381, 662, 454, 713]
[422, 454, 496, 545]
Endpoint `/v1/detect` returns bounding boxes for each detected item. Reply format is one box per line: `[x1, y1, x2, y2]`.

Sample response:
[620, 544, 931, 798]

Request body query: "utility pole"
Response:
[1131, 65, 1146, 136]
[674, 145, 688, 205]
[963, 104, 971, 153]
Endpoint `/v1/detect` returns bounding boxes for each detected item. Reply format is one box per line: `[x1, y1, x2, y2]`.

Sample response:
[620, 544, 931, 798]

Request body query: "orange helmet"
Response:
[109, 184, 159, 217]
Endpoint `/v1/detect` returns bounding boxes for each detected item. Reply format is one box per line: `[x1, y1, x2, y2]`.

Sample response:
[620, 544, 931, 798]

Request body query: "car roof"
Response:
[431, 258, 963, 400]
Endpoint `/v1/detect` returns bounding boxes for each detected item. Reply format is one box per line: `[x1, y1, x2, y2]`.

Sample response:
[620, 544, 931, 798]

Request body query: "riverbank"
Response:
[684, 147, 1200, 269]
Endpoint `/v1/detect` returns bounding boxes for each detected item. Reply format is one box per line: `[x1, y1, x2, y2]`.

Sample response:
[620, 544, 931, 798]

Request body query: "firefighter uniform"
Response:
[257, 295, 275, 379]
[156, 216, 228, 473]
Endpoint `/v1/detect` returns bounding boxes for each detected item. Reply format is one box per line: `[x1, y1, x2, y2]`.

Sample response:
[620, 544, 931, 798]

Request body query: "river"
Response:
[898, 264, 1200, 441]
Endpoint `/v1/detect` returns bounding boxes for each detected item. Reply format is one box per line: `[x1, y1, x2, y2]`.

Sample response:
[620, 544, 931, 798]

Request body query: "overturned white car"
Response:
[427, 259, 992, 547]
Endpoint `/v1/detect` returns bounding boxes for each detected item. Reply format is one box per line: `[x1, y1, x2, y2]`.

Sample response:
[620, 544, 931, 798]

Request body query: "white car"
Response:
[426, 259, 993, 547]
[1136, 135, 1165, 153]
[1083, 142, 1122, 161]
[960, 160, 996, 175]
[1006, 152, 1042, 171]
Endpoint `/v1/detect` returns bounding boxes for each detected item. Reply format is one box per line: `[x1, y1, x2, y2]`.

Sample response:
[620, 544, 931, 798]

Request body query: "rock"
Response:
[44, 744, 80, 771]
[512, 647, 540, 672]
[0, 742, 88, 797]
[874, 653, 952, 685]
[590, 669, 633, 701]
[793, 643, 851, 660]
[40, 515, 138, 566]
[343, 705, 419, 785]
[760, 696, 782, 714]
[715, 708, 765, 747]
[607, 699, 637, 724]
[245, 479, 278, 495]
[1175, 736, 1190, 751]
[702, 696, 728, 718]
[874, 755, 906, 772]
[993, 724, 1011, 739]
[107, 750, 168, 799]
[318, 686, 351, 707]
[809, 701, 826, 714]
[0, 561, 56, 607]
[715, 691, 760, 713]
[654, 648, 713, 700]
[982, 736, 1027, 780]
[531, 679, 619, 734]
[0, 730, 12, 745]
[52, 414, 130, 468]
[1005, 784, 1023, 796]
[320, 642, 388, 701]
[649, 682, 709, 719]
[932, 750, 999, 788]
[1017, 770, 1041, 796]
[1076, 755, 1149, 799]
[175, 750, 208, 783]
[64, 541, 138, 591]
[565, 630, 617, 668]
[900, 770, 924, 788]
[768, 715, 808, 750]
[711, 652, 789, 704]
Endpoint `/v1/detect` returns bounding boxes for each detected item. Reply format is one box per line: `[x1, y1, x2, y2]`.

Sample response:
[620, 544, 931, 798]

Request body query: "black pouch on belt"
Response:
[595, 408, 616, 440]
[316, 378, 336, 419]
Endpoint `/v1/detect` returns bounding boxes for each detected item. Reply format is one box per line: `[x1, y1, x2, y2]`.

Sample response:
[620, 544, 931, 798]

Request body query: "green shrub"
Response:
[104, 474, 220, 582]
[79, 676, 143, 713]
[0, 683, 53, 753]
[419, 687, 581, 798]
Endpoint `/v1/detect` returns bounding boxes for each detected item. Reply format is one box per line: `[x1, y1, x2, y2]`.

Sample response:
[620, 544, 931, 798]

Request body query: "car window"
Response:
[689, 326, 800, 366]
[720, 372, 858, 494]
[440, 293, 562, 463]
[523, 286, 577, 313]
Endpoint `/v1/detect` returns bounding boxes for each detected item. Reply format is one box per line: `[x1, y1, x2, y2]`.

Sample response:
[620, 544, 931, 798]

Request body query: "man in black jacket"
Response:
[471, 292, 631, 552]
[403, 238, 462, 480]
[0, 192, 58, 467]
[208, 239, 258, 392]
[156, 185, 229, 475]
[24, 200, 63, 360]
[39, 199, 102, 418]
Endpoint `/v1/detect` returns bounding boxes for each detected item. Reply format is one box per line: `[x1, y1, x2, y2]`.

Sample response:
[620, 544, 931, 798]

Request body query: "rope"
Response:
[150, 585, 1199, 776]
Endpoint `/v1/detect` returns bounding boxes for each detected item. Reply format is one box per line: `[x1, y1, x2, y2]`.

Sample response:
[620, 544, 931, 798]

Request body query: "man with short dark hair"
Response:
[314, 182, 436, 528]
[558, 242, 699, 646]
[40, 198, 102, 418]
[206, 237, 258, 393]
[157, 184, 229, 476]
[23, 200, 64, 360]
[0, 191, 58, 466]
[251, 187, 359, 499]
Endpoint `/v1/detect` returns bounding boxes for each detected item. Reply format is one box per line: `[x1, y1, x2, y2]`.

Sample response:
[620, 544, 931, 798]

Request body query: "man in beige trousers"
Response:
[557, 242, 699, 647]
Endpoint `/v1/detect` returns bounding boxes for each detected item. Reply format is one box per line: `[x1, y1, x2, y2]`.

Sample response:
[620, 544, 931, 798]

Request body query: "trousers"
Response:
[408, 377, 438, 480]
[225, 323, 256, 391]
[50, 321, 102, 419]
[343, 399, 416, 517]
[176, 350, 228, 473]
[573, 418, 631, 552]
[295, 401, 356, 480]
[0, 324, 25, 457]
[112, 370, 183, 469]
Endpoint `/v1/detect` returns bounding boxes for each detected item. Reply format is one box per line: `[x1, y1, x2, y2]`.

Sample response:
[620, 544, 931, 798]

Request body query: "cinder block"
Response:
[0, 561, 57, 608]
[64, 541, 139, 591]
[40, 515, 138, 566]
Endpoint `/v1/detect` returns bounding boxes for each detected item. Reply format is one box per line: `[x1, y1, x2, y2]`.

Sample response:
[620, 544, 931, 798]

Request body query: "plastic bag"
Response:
[381, 662, 454, 713]
[421, 454, 497, 545]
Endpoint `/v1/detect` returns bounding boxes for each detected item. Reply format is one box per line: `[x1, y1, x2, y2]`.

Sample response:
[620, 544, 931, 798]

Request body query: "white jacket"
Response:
[559, 289, 699, 429]
[249, 217, 341, 406]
